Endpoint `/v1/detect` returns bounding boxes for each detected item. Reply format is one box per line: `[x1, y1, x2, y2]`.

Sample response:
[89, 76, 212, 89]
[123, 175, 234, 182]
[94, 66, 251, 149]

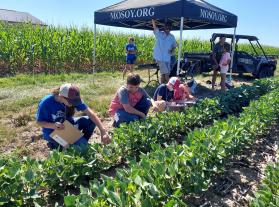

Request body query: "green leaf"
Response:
[64, 196, 76, 207]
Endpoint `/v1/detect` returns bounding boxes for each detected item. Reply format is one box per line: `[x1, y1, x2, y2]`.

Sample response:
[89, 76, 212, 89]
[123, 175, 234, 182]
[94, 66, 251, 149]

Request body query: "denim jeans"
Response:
[114, 96, 151, 128]
[46, 116, 95, 150]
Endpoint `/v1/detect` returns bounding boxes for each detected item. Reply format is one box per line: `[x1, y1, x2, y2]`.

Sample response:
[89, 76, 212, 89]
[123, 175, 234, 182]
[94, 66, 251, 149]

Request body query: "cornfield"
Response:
[0, 22, 278, 75]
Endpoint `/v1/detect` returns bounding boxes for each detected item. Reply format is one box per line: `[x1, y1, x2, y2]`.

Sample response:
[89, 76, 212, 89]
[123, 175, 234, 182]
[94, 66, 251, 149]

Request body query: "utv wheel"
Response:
[258, 66, 274, 78]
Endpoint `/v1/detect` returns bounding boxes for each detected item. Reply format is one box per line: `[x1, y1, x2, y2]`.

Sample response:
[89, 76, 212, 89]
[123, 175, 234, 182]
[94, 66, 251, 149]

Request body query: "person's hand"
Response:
[152, 106, 159, 113]
[54, 122, 64, 130]
[100, 130, 111, 144]
[169, 48, 174, 54]
[139, 112, 146, 119]
[213, 64, 219, 70]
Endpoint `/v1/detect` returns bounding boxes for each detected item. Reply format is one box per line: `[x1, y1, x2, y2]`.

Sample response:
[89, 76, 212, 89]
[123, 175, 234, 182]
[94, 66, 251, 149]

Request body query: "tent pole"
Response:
[230, 27, 236, 80]
[177, 17, 184, 76]
[93, 23, 97, 83]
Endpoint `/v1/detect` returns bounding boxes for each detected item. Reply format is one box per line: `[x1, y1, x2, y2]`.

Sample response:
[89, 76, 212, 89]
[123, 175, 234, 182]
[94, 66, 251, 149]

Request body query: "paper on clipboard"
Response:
[50, 120, 84, 147]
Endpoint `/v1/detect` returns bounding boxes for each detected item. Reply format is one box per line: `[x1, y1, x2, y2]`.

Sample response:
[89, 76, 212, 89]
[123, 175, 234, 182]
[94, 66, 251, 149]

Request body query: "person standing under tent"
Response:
[211, 36, 226, 89]
[219, 43, 231, 91]
[152, 19, 177, 84]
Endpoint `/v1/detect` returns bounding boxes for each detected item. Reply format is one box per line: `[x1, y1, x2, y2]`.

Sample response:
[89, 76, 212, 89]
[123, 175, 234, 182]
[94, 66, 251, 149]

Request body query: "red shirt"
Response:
[109, 86, 148, 116]
[174, 84, 191, 100]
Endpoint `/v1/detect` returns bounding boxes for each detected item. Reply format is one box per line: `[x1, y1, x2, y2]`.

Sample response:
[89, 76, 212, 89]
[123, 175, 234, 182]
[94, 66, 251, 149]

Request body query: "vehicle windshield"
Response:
[237, 39, 265, 57]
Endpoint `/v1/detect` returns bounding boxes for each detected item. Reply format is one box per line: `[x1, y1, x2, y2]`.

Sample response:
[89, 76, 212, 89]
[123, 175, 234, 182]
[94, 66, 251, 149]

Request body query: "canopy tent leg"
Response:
[93, 23, 97, 83]
[229, 27, 236, 81]
[177, 17, 184, 76]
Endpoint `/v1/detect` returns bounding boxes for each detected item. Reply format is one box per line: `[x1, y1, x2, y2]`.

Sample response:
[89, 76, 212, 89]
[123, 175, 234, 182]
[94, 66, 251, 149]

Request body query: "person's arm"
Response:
[36, 121, 64, 130]
[226, 54, 231, 66]
[156, 95, 163, 101]
[125, 45, 129, 54]
[212, 44, 220, 67]
[36, 100, 65, 130]
[169, 39, 178, 54]
[212, 54, 218, 67]
[222, 54, 231, 66]
[122, 104, 146, 118]
[134, 45, 137, 55]
[223, 59, 231, 66]
[212, 54, 218, 65]
[155, 85, 168, 102]
[84, 107, 110, 144]
[226, 58, 231, 66]
[141, 88, 159, 111]
[152, 19, 157, 32]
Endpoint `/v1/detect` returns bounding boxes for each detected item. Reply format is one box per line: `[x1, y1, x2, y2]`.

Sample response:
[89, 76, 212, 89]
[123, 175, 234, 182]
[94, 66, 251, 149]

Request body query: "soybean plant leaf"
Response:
[64, 196, 76, 207]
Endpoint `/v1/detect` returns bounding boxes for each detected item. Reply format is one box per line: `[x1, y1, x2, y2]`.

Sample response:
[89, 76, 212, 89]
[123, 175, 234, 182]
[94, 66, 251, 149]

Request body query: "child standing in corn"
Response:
[123, 37, 137, 79]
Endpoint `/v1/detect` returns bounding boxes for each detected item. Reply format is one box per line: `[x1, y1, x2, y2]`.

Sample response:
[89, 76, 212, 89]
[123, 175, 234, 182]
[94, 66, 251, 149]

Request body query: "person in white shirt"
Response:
[152, 19, 177, 84]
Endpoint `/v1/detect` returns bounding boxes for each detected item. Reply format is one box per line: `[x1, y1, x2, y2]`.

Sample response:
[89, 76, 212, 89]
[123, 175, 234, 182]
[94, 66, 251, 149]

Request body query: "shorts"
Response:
[157, 61, 171, 75]
[126, 56, 136, 64]
[220, 67, 229, 74]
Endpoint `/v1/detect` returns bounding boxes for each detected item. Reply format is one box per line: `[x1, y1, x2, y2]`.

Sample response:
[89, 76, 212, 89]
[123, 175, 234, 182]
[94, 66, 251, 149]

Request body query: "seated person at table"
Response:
[173, 84, 196, 101]
[109, 73, 152, 128]
[153, 77, 180, 102]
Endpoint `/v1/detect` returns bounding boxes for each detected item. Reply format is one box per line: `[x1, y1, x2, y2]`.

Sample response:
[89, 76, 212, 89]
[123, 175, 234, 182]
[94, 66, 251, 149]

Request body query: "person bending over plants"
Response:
[36, 83, 110, 150]
[153, 77, 180, 102]
[153, 77, 197, 112]
[173, 83, 197, 102]
[109, 73, 157, 127]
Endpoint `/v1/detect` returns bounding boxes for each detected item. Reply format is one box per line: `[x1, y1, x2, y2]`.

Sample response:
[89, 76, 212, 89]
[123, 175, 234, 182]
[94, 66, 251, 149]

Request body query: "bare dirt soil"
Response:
[185, 123, 279, 207]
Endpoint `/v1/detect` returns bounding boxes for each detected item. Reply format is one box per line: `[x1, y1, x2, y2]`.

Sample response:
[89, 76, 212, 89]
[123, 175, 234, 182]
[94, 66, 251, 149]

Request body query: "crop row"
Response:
[65, 86, 279, 207]
[0, 78, 278, 206]
[250, 156, 279, 207]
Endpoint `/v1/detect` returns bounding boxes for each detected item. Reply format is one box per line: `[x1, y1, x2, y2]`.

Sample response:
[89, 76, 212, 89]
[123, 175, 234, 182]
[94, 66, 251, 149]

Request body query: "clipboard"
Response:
[50, 120, 84, 147]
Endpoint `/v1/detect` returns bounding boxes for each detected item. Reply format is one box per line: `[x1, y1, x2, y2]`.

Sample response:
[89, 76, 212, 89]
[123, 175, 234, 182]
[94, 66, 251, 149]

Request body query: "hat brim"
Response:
[67, 98, 82, 107]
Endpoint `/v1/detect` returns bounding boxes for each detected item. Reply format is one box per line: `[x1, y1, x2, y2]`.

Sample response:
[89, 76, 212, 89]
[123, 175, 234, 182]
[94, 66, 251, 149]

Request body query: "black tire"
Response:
[258, 66, 274, 79]
[191, 64, 201, 76]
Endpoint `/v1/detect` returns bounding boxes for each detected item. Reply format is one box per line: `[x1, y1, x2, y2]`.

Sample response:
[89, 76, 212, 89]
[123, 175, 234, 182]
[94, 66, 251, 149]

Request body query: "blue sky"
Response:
[0, 0, 279, 47]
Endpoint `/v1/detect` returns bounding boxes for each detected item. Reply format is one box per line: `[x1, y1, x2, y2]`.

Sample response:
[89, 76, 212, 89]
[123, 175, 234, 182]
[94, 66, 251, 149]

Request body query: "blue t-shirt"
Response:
[36, 94, 88, 141]
[126, 43, 137, 59]
[153, 84, 174, 101]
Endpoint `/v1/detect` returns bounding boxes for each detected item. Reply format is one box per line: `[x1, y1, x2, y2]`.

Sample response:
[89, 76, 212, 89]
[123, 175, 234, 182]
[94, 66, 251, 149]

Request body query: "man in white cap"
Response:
[153, 77, 181, 102]
[36, 83, 110, 150]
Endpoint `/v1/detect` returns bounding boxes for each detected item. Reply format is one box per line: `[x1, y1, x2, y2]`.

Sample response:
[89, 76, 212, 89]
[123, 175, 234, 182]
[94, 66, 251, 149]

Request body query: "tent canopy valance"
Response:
[94, 0, 237, 30]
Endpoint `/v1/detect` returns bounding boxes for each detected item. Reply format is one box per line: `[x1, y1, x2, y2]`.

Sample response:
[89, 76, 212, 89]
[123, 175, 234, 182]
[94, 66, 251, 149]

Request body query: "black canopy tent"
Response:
[93, 0, 238, 76]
